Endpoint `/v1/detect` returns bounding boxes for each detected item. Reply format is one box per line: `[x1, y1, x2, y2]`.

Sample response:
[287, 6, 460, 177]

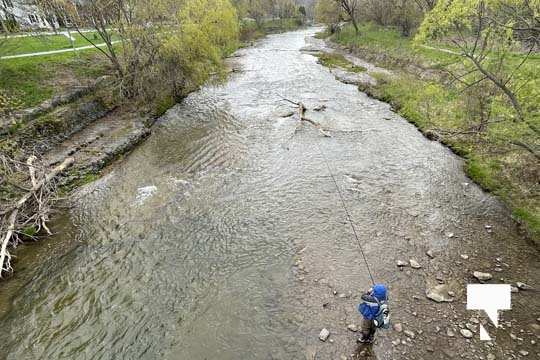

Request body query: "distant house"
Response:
[1, 0, 60, 32]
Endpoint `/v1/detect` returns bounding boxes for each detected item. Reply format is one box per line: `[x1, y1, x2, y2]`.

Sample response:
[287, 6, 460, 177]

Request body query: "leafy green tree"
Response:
[46, 0, 239, 105]
[416, 0, 539, 157]
[416, 0, 538, 124]
[161, 0, 239, 98]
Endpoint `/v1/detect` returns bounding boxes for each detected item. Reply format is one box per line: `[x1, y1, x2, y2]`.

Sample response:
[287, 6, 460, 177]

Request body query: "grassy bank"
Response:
[0, 51, 109, 110]
[326, 24, 539, 241]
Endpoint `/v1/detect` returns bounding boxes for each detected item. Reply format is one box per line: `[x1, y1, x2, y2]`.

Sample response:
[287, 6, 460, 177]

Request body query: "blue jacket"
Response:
[358, 284, 388, 320]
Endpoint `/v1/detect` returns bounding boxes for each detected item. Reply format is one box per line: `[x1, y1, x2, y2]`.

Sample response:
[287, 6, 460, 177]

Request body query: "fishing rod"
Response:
[315, 139, 376, 286]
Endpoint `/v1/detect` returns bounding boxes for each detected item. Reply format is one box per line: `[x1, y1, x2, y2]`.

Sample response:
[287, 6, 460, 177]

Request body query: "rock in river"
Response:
[516, 282, 533, 290]
[319, 328, 330, 341]
[410, 259, 422, 269]
[473, 271, 493, 281]
[396, 260, 407, 267]
[426, 284, 454, 303]
[404, 330, 415, 339]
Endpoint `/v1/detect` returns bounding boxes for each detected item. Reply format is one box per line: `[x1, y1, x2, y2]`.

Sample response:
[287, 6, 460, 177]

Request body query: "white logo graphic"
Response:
[467, 284, 511, 340]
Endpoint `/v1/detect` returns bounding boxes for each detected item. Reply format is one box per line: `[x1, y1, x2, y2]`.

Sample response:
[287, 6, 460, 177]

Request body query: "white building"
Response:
[1, 0, 59, 31]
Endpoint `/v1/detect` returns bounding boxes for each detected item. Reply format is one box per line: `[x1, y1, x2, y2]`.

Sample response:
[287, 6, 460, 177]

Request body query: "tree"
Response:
[39, 0, 239, 104]
[315, 0, 342, 31]
[393, 0, 424, 36]
[299, 5, 307, 18]
[1, 0, 19, 34]
[412, 0, 437, 12]
[416, 0, 539, 125]
[335, 0, 359, 34]
[161, 0, 239, 98]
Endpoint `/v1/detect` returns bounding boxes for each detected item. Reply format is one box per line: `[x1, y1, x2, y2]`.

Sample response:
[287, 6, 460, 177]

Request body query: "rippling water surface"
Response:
[1, 28, 537, 360]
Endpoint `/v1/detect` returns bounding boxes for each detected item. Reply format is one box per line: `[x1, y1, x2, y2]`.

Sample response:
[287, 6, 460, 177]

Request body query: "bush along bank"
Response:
[319, 24, 539, 243]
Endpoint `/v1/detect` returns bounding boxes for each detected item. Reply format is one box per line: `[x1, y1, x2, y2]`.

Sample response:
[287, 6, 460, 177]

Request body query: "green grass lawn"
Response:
[315, 52, 366, 72]
[1, 31, 120, 56]
[332, 23, 540, 68]
[0, 49, 110, 108]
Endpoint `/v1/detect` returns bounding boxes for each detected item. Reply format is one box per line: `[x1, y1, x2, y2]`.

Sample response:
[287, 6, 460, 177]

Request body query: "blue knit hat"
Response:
[372, 284, 388, 301]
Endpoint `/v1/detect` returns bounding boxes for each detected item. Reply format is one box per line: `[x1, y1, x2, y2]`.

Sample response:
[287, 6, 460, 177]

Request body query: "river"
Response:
[0, 28, 538, 360]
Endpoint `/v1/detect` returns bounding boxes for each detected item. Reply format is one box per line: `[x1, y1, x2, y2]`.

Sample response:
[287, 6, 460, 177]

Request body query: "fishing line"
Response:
[314, 139, 376, 286]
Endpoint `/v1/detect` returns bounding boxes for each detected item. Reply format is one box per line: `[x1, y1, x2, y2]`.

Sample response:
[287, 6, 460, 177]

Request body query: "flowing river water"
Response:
[0, 28, 538, 360]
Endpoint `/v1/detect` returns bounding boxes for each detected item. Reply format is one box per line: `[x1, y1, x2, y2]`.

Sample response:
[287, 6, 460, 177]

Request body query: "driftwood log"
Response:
[0, 156, 74, 277]
[279, 97, 332, 138]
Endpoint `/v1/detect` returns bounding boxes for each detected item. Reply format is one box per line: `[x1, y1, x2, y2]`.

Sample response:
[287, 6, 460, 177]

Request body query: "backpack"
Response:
[374, 303, 390, 329]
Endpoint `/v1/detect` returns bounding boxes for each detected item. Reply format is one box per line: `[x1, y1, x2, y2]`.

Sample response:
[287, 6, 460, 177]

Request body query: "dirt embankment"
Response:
[1, 78, 156, 188]
[0, 77, 159, 276]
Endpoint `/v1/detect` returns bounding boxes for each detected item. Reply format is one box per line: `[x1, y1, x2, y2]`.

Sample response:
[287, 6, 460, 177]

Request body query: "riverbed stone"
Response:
[404, 330, 415, 339]
[409, 259, 422, 269]
[426, 284, 454, 302]
[460, 329, 473, 338]
[393, 323, 403, 332]
[396, 260, 407, 267]
[473, 271, 493, 281]
[319, 328, 330, 341]
[516, 282, 533, 290]
[347, 324, 358, 332]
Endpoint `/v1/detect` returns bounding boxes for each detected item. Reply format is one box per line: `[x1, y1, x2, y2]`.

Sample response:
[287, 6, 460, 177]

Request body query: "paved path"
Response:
[0, 40, 121, 60]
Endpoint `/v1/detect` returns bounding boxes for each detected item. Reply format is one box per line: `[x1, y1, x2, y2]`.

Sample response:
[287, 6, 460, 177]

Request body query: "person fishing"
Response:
[314, 135, 389, 344]
[357, 284, 390, 344]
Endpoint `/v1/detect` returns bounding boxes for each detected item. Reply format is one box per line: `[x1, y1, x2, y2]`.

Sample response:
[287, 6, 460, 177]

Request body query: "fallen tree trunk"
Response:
[0, 157, 74, 277]
[279, 97, 332, 138]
